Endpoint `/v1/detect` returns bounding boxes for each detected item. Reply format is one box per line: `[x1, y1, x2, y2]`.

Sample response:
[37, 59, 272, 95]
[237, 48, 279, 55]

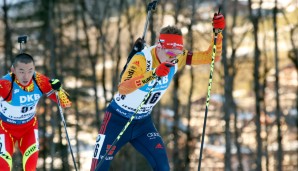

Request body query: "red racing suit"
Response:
[0, 72, 71, 171]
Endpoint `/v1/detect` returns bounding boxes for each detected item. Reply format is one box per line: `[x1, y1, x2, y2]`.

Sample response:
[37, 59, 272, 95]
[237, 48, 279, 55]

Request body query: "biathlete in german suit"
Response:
[90, 13, 225, 171]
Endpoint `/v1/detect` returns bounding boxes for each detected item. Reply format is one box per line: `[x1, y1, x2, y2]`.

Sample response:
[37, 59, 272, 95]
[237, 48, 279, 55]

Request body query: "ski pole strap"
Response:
[214, 30, 219, 40]
[46, 89, 55, 97]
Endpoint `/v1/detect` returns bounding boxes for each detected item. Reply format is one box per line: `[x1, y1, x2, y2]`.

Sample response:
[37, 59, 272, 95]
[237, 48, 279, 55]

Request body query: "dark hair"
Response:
[13, 53, 34, 67]
[160, 26, 182, 35]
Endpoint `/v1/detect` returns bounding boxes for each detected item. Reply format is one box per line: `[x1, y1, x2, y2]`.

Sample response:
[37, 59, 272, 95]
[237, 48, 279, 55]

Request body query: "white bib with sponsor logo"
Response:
[111, 46, 177, 119]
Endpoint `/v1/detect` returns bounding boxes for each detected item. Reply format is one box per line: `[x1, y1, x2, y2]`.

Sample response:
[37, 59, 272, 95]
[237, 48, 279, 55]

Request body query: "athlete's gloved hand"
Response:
[213, 13, 225, 31]
[153, 62, 174, 77]
[49, 79, 61, 90]
[133, 37, 145, 52]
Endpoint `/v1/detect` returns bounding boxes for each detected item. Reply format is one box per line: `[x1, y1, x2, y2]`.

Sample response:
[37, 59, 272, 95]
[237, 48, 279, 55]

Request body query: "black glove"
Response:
[49, 79, 61, 90]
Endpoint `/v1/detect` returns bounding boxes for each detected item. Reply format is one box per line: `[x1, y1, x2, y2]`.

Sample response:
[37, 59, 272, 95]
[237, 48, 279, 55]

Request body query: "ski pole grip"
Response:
[142, 1, 159, 40]
[213, 6, 222, 38]
[147, 0, 158, 12]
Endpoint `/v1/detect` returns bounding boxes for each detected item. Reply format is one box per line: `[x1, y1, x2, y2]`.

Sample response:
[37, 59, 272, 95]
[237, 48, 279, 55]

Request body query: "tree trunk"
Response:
[184, 0, 196, 170]
[172, 72, 182, 171]
[172, 1, 184, 170]
[2, 0, 13, 74]
[74, 1, 81, 169]
[248, 1, 263, 170]
[273, 1, 283, 170]
[80, 0, 102, 128]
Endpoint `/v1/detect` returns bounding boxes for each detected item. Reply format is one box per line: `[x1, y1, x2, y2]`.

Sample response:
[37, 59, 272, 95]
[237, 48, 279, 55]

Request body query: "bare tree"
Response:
[79, 0, 105, 128]
[184, 0, 197, 170]
[221, 1, 232, 170]
[110, 0, 124, 94]
[172, 1, 186, 170]
[2, 0, 13, 74]
[248, 0, 263, 170]
[222, 0, 250, 170]
[73, 0, 82, 169]
[288, 26, 298, 69]
[273, 1, 283, 170]
[44, 0, 62, 170]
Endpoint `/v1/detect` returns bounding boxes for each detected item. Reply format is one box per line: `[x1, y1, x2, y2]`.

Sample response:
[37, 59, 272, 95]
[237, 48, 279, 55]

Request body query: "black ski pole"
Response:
[120, 0, 159, 80]
[55, 92, 78, 171]
[198, 8, 221, 171]
[141, 0, 158, 40]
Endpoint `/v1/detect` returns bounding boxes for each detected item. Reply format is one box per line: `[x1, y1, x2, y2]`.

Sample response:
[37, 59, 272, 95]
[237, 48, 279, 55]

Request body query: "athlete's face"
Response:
[12, 61, 35, 86]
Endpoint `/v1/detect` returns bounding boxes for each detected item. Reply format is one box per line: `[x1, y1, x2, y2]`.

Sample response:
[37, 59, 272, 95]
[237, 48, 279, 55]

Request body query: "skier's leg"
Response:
[131, 120, 170, 171]
[90, 109, 132, 171]
[19, 126, 39, 171]
[0, 125, 14, 171]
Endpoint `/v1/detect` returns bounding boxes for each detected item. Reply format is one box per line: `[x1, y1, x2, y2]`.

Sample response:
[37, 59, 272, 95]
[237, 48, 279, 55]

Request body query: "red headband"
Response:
[159, 34, 183, 50]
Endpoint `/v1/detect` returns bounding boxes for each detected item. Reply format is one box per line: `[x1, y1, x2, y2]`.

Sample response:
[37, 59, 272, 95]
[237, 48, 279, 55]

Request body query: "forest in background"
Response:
[0, 0, 297, 170]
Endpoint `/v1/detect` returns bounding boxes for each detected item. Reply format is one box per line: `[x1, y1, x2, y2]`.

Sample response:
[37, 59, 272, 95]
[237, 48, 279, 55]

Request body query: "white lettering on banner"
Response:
[34, 94, 40, 100]
[14, 89, 20, 94]
[34, 129, 39, 149]
[0, 100, 37, 123]
[93, 134, 105, 159]
[0, 134, 6, 154]
[104, 156, 113, 160]
[20, 94, 41, 103]
[147, 132, 160, 139]
[6, 119, 16, 124]
[116, 109, 128, 116]
[148, 80, 156, 86]
[162, 76, 168, 84]
[148, 76, 169, 86]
